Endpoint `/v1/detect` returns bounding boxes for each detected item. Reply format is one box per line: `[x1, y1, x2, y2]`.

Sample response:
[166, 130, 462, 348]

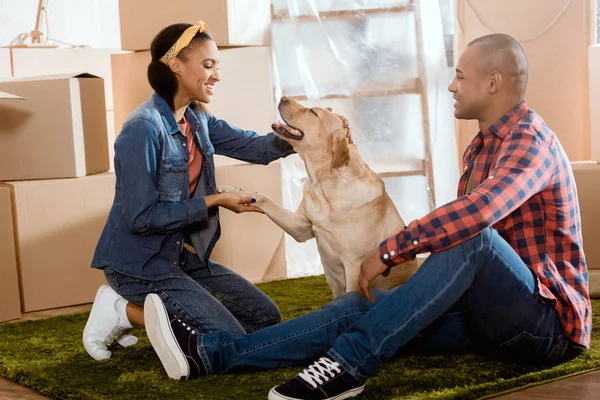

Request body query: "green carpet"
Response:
[0, 275, 598, 400]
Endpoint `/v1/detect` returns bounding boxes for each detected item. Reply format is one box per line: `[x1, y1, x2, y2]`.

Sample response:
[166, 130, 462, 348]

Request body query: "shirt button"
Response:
[390, 250, 396, 256]
[184, 157, 189, 161]
[413, 240, 418, 245]
[488, 175, 494, 179]
[464, 166, 468, 171]
[182, 142, 187, 147]
[176, 241, 181, 245]
[383, 254, 389, 260]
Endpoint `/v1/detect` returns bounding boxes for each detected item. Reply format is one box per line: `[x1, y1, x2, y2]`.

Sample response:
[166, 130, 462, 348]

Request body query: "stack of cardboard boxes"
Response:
[113, 0, 287, 283]
[585, 44, 600, 296]
[571, 162, 600, 297]
[0, 77, 113, 323]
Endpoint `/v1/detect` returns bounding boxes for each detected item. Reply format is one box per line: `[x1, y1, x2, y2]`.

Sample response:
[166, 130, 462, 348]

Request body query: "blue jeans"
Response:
[194, 228, 571, 378]
[104, 249, 281, 336]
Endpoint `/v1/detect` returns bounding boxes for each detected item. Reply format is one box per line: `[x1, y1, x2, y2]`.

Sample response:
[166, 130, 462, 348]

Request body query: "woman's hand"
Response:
[205, 193, 263, 214]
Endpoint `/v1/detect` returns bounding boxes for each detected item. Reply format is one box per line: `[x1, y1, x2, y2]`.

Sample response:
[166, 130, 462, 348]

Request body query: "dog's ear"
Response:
[331, 132, 350, 169]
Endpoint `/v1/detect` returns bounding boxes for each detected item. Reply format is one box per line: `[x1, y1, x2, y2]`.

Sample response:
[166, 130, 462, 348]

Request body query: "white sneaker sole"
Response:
[83, 284, 112, 360]
[144, 294, 189, 380]
[268, 385, 364, 400]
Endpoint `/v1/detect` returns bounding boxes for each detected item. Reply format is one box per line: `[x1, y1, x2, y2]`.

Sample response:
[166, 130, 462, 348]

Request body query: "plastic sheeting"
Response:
[270, 0, 460, 278]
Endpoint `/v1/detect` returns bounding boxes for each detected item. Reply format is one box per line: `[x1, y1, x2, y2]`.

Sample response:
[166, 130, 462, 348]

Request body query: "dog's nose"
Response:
[280, 96, 289, 102]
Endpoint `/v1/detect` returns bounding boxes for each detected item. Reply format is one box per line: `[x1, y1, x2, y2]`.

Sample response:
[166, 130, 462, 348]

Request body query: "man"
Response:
[143, 34, 591, 400]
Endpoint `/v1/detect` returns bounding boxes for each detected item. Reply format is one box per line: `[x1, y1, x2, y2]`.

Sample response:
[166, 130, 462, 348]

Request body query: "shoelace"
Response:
[103, 322, 124, 345]
[298, 357, 342, 388]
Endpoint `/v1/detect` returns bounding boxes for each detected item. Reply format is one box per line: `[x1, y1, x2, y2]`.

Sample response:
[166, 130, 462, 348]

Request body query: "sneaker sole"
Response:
[268, 385, 365, 400]
[144, 294, 189, 380]
[82, 284, 112, 360]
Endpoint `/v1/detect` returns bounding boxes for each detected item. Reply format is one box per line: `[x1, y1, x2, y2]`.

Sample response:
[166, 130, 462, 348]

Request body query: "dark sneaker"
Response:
[269, 357, 365, 400]
[144, 293, 205, 380]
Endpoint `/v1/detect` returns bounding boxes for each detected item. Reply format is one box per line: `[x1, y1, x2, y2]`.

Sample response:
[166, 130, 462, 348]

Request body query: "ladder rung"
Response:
[283, 78, 421, 101]
[370, 159, 427, 178]
[376, 169, 425, 178]
[272, 5, 413, 22]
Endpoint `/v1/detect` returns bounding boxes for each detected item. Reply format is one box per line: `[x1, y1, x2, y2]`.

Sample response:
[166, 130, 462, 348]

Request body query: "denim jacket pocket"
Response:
[158, 158, 187, 201]
[104, 268, 121, 292]
[499, 331, 566, 363]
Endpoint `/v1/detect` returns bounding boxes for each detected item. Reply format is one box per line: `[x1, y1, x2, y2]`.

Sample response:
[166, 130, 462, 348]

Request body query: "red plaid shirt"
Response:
[380, 102, 591, 348]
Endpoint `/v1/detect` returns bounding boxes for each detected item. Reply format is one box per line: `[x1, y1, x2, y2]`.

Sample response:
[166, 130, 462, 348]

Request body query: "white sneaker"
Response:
[83, 284, 138, 360]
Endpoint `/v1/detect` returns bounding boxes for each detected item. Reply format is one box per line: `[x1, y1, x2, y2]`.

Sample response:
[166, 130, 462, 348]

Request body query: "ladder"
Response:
[271, 0, 436, 211]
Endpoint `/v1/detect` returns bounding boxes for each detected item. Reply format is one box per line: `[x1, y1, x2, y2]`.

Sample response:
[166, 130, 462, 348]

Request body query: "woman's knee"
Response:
[263, 302, 282, 326]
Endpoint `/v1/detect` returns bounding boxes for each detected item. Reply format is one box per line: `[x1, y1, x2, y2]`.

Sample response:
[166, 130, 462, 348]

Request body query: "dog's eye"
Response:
[310, 108, 318, 116]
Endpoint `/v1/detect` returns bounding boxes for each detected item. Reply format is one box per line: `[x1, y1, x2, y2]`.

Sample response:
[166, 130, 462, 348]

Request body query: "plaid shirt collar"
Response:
[484, 101, 528, 139]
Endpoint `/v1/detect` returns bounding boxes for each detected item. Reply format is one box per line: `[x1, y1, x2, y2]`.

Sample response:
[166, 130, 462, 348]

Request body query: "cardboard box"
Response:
[0, 185, 21, 323]
[10, 47, 121, 111]
[589, 270, 600, 298]
[588, 45, 600, 161]
[111, 47, 274, 165]
[118, 0, 271, 51]
[1, 173, 115, 312]
[0, 73, 109, 181]
[107, 110, 115, 172]
[0, 48, 11, 78]
[211, 162, 286, 282]
[111, 51, 150, 136]
[572, 162, 600, 270]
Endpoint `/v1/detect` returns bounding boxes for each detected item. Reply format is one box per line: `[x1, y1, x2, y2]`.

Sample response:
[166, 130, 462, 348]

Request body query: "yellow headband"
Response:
[160, 20, 209, 65]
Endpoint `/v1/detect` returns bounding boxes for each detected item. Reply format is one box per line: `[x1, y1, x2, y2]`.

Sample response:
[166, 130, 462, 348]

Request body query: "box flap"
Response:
[0, 91, 25, 100]
[0, 72, 101, 83]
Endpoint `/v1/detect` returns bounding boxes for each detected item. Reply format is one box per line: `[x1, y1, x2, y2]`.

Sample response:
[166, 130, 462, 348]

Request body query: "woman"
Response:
[82, 21, 295, 360]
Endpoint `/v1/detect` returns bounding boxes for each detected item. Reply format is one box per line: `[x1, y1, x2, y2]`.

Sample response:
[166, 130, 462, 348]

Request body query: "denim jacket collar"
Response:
[152, 93, 202, 137]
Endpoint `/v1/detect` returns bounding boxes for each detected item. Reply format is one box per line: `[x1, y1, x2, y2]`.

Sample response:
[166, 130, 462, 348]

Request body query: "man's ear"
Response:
[331, 131, 350, 169]
[488, 70, 502, 94]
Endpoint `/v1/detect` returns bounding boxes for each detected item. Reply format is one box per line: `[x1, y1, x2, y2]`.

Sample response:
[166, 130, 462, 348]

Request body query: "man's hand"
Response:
[359, 246, 392, 303]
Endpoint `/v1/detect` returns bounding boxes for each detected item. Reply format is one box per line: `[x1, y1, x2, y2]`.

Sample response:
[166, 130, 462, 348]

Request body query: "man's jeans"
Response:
[195, 227, 571, 378]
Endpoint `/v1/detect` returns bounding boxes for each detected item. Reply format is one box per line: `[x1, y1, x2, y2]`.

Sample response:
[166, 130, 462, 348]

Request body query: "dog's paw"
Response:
[216, 185, 267, 206]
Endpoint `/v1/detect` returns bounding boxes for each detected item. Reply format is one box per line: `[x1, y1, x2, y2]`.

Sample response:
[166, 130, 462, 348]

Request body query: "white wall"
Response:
[0, 0, 120, 48]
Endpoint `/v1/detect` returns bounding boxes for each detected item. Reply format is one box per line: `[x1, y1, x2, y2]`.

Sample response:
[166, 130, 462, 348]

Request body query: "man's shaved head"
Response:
[449, 33, 529, 124]
[467, 33, 529, 96]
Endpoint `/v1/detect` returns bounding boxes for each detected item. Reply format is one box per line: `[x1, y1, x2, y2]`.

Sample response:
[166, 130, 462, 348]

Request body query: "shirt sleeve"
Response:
[379, 129, 555, 266]
[208, 115, 294, 165]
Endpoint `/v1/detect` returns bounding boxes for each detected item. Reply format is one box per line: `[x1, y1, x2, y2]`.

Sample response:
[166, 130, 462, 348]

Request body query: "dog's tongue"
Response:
[274, 122, 302, 137]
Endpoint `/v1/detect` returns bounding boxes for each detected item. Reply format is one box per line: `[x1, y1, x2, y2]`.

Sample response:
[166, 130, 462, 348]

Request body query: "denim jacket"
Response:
[91, 93, 294, 280]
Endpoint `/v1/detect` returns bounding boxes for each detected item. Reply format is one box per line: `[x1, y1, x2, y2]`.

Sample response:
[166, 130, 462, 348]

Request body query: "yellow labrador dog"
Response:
[219, 97, 419, 297]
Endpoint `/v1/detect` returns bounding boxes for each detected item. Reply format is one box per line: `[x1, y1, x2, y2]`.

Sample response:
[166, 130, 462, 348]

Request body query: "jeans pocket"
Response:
[499, 331, 565, 363]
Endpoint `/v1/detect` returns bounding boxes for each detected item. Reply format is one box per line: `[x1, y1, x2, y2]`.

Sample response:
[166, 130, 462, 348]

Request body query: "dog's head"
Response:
[272, 97, 351, 169]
